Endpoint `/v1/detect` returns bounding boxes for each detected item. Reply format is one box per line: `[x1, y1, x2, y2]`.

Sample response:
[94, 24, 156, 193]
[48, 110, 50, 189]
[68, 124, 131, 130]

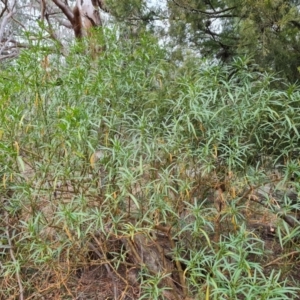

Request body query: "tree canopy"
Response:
[1, 0, 300, 82]
[166, 0, 300, 82]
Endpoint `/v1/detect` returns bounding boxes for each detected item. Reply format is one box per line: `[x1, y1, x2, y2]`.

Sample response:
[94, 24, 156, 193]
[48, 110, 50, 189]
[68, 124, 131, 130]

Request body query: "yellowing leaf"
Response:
[3, 174, 6, 189]
[206, 284, 210, 300]
[14, 141, 20, 155]
[90, 152, 97, 168]
[35, 93, 39, 107]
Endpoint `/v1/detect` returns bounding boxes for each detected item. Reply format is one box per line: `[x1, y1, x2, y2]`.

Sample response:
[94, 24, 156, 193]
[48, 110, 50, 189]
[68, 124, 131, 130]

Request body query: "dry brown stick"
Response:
[168, 234, 188, 298]
[237, 178, 298, 228]
[5, 213, 24, 300]
[236, 177, 281, 205]
[264, 250, 299, 268]
[124, 237, 143, 264]
[119, 284, 129, 300]
[87, 239, 119, 299]
[152, 238, 181, 300]
[91, 232, 129, 298]
[249, 196, 297, 228]
[153, 224, 187, 298]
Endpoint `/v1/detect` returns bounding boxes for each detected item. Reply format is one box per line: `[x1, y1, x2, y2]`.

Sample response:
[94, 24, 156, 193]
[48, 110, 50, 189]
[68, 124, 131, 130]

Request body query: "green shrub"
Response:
[1, 29, 300, 299]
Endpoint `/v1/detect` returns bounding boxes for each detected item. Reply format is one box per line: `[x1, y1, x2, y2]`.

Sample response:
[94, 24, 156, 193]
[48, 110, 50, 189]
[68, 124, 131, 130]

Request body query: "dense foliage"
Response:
[167, 0, 300, 82]
[1, 29, 300, 299]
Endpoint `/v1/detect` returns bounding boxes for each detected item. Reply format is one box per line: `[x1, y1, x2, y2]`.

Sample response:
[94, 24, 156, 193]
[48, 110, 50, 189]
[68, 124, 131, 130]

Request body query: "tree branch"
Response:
[0, 51, 19, 60]
[97, 0, 109, 13]
[171, 0, 237, 17]
[40, 0, 46, 22]
[0, 0, 16, 43]
[51, 0, 73, 24]
[0, 0, 8, 19]
[45, 11, 64, 48]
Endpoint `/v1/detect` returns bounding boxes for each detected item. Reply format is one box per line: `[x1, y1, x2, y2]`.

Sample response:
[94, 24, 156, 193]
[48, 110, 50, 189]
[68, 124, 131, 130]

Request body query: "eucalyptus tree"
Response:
[0, 0, 110, 62]
[0, 0, 166, 63]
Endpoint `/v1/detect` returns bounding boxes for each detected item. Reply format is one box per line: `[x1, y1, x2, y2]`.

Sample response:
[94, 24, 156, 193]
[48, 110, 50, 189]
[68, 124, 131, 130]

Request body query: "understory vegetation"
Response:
[1, 30, 300, 299]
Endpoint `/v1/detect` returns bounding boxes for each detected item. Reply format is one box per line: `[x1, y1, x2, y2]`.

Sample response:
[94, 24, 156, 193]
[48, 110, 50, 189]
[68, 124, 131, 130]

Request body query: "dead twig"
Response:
[90, 233, 128, 298]
[5, 212, 24, 300]
[168, 233, 187, 298]
[264, 250, 299, 268]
